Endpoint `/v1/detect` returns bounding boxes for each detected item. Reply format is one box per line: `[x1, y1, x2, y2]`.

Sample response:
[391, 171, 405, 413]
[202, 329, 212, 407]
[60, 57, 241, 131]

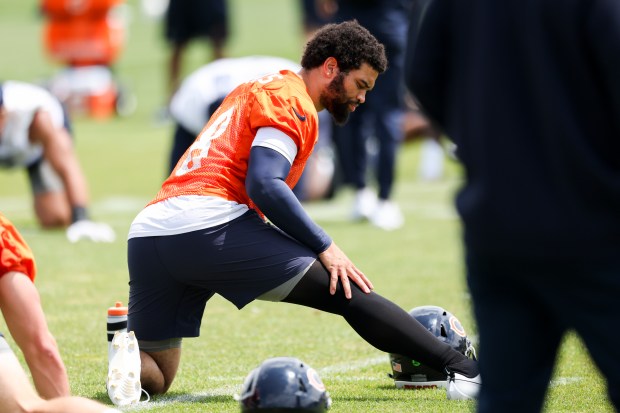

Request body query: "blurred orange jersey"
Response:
[0, 213, 36, 281]
[150, 70, 319, 213]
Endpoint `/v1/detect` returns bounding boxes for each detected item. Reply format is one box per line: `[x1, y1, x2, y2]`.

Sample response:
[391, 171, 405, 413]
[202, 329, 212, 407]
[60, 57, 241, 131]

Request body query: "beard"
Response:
[319, 73, 357, 126]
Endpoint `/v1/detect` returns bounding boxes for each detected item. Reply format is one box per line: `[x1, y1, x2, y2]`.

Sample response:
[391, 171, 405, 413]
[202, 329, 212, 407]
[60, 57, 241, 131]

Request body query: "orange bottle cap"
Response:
[108, 301, 128, 316]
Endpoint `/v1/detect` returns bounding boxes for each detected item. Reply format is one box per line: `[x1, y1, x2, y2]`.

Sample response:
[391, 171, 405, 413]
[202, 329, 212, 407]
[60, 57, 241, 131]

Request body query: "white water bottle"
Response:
[107, 301, 128, 350]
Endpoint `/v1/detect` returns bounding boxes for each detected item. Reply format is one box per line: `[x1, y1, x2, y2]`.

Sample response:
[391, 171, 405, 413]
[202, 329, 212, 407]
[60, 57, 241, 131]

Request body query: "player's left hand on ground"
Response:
[318, 242, 374, 299]
[66, 220, 116, 243]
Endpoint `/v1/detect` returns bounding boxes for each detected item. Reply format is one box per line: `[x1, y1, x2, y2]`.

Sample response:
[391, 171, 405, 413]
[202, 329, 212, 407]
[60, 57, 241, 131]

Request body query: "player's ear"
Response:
[324, 57, 338, 78]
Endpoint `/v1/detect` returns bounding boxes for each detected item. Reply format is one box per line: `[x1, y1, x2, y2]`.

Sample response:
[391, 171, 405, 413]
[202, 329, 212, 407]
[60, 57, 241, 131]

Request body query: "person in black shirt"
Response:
[405, 1, 620, 411]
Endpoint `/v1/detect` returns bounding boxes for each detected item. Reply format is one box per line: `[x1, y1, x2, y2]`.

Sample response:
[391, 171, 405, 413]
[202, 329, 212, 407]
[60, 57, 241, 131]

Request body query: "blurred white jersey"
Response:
[0, 80, 65, 167]
[169, 56, 301, 135]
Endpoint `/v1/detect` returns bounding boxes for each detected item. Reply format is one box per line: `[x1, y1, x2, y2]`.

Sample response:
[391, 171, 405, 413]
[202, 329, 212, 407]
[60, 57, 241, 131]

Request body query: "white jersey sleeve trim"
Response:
[251, 127, 297, 165]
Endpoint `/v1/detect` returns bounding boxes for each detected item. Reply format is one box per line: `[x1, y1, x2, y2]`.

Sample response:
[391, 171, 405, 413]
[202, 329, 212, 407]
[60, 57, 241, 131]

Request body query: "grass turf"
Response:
[0, 1, 615, 411]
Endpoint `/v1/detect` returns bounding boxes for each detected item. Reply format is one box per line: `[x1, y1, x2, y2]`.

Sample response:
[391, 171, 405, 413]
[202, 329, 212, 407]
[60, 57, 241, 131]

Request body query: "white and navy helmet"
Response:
[389, 305, 477, 389]
[237, 357, 332, 412]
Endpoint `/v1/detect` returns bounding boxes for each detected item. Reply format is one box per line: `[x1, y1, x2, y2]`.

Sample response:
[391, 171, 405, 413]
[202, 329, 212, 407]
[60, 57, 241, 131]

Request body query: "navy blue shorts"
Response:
[127, 210, 316, 340]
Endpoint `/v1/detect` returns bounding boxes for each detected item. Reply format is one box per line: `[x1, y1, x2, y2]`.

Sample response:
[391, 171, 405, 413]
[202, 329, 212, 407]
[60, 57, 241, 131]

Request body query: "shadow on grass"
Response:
[93, 390, 233, 407]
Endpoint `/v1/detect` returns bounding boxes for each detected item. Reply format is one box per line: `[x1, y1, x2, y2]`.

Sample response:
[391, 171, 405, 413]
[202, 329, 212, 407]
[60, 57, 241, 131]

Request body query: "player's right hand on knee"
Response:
[318, 242, 374, 298]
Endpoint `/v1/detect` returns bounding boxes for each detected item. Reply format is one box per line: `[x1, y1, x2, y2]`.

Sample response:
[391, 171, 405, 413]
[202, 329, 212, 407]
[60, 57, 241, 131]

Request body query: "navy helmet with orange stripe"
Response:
[388, 305, 477, 389]
[237, 357, 332, 412]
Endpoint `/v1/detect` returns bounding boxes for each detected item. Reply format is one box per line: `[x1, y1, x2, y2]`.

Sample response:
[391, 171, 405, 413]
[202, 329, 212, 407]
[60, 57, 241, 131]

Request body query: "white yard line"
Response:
[126, 356, 388, 410]
[126, 354, 582, 410]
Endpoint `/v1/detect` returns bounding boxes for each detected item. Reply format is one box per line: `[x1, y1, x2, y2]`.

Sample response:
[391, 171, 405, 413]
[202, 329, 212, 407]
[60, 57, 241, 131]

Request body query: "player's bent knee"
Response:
[139, 347, 181, 395]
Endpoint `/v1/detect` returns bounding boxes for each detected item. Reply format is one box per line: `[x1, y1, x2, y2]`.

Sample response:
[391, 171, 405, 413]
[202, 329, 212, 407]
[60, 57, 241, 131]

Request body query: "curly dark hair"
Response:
[301, 20, 388, 74]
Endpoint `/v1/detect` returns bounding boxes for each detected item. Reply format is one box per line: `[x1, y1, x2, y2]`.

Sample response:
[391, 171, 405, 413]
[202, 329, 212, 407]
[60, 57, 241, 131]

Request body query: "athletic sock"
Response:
[446, 358, 479, 378]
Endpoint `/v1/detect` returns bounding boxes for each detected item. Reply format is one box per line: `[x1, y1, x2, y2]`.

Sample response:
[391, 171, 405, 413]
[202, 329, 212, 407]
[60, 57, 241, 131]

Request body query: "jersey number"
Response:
[255, 73, 283, 84]
[175, 107, 234, 176]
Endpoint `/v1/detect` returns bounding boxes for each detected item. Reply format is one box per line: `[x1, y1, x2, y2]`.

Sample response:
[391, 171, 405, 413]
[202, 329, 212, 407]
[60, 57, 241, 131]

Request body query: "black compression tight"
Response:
[283, 261, 478, 377]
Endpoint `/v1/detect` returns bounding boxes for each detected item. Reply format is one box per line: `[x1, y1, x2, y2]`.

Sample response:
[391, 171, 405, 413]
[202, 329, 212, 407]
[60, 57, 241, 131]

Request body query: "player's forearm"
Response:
[250, 176, 331, 254]
[56, 171, 90, 224]
[55, 159, 90, 218]
[41, 128, 91, 214]
[246, 146, 331, 254]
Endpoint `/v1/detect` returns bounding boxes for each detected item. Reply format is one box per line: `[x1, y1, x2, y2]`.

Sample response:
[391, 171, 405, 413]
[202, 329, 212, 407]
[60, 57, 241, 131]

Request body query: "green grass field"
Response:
[0, 1, 615, 412]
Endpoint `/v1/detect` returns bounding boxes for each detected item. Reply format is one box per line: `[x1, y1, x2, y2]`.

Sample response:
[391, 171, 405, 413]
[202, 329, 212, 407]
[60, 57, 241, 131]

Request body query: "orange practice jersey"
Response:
[150, 70, 319, 214]
[0, 213, 36, 281]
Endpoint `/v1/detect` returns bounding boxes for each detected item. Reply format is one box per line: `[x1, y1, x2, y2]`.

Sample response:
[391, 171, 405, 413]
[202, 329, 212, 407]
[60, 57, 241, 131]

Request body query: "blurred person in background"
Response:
[299, 0, 336, 40]
[327, 0, 413, 230]
[304, 0, 446, 185]
[0, 80, 115, 243]
[163, 0, 229, 110]
[0, 212, 120, 413]
[406, 0, 620, 411]
[401, 0, 447, 181]
[403, 97, 446, 182]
